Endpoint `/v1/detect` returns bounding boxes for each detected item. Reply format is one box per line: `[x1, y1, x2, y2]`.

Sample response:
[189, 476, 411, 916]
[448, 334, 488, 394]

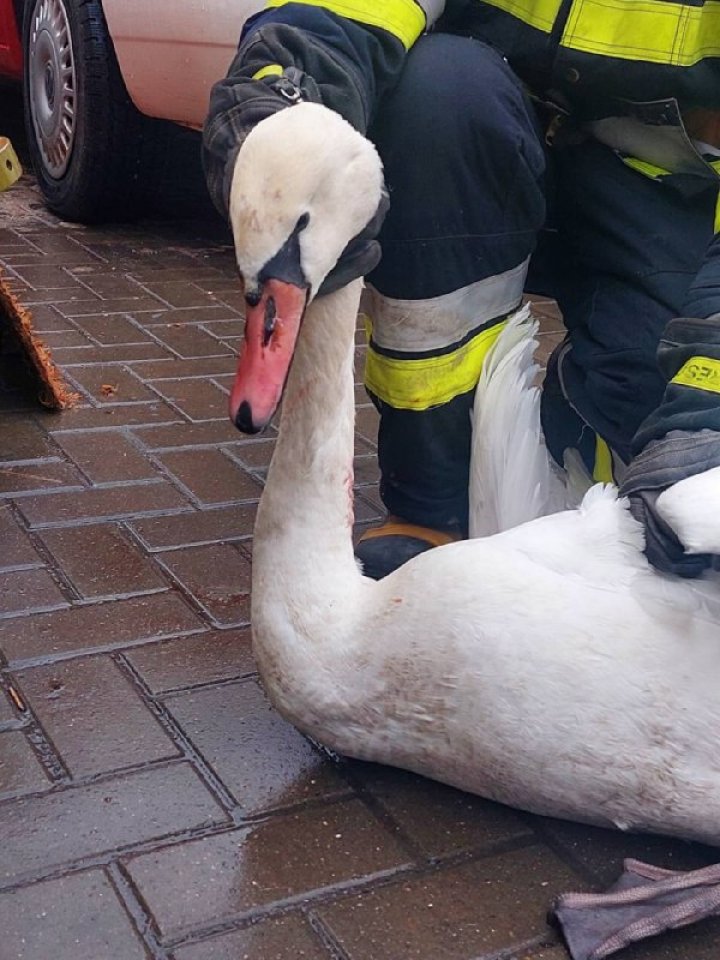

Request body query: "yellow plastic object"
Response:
[0, 137, 22, 192]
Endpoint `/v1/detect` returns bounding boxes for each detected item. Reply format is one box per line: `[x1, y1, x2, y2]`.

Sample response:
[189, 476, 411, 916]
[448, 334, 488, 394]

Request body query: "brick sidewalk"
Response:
[1, 117, 719, 960]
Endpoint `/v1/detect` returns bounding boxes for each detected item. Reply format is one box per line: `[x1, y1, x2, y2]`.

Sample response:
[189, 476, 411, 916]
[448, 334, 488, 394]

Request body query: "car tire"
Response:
[22, 0, 169, 223]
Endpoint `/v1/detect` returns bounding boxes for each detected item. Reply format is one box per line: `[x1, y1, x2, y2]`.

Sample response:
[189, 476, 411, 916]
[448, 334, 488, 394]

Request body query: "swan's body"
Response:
[231, 103, 720, 847]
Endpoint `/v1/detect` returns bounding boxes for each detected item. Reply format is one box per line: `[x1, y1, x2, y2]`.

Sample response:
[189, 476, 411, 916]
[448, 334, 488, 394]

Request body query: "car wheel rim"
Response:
[28, 0, 76, 179]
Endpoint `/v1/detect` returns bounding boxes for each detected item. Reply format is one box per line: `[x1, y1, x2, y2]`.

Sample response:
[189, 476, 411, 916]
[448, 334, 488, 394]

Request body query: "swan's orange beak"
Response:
[230, 279, 308, 434]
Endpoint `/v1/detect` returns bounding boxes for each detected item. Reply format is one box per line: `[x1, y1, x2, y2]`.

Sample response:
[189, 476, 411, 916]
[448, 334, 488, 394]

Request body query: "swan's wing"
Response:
[493, 484, 648, 586]
[469, 306, 568, 537]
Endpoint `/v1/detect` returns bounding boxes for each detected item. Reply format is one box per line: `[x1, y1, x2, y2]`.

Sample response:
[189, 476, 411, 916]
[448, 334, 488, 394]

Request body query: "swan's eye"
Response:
[296, 212, 310, 231]
[245, 289, 261, 307]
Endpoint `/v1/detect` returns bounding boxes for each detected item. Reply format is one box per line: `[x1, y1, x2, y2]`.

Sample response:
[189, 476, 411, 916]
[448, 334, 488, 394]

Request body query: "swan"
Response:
[227, 101, 720, 848]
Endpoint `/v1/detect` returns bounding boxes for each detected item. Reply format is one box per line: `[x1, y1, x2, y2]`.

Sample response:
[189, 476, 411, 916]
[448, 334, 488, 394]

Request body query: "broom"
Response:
[0, 267, 78, 410]
[0, 137, 78, 410]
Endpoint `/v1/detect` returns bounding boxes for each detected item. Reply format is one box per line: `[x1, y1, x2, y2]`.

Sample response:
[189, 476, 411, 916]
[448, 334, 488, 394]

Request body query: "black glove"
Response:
[317, 187, 390, 297]
[619, 429, 720, 577]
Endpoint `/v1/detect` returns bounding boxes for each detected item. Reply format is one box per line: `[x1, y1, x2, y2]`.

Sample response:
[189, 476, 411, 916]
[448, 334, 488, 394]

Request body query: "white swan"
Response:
[228, 102, 720, 847]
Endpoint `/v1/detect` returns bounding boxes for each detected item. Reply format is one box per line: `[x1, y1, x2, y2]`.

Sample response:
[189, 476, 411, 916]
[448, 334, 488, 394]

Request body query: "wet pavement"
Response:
[1, 89, 719, 960]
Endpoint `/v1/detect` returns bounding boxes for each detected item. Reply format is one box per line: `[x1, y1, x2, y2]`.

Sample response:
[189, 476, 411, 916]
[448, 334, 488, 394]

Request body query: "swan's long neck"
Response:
[252, 279, 365, 607]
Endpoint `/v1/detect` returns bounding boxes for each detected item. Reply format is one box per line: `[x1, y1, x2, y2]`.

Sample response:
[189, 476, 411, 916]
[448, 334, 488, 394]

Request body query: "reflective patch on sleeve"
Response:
[672, 356, 720, 394]
[264, 0, 427, 48]
[479, 0, 563, 34]
[619, 156, 671, 180]
[252, 63, 285, 81]
[561, 0, 720, 67]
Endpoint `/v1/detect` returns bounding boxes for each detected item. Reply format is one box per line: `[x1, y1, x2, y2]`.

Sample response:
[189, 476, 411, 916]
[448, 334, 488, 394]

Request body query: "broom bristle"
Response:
[0, 268, 79, 410]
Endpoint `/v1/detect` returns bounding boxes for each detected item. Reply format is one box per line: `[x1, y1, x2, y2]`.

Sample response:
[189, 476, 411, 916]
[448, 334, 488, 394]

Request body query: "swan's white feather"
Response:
[470, 307, 568, 536]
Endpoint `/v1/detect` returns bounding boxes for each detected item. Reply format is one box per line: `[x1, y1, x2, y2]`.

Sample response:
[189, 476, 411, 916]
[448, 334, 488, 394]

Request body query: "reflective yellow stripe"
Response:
[592, 435, 614, 484]
[561, 0, 720, 67]
[478, 0, 562, 33]
[620, 156, 671, 180]
[365, 321, 506, 411]
[252, 63, 284, 81]
[711, 161, 720, 234]
[264, 0, 426, 48]
[672, 356, 720, 394]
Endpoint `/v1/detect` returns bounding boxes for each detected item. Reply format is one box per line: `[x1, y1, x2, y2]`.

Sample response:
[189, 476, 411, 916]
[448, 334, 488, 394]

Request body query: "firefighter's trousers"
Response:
[364, 32, 718, 533]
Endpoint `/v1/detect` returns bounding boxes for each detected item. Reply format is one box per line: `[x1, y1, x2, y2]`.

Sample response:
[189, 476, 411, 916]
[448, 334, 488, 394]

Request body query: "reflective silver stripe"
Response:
[415, 0, 445, 27]
[363, 258, 529, 353]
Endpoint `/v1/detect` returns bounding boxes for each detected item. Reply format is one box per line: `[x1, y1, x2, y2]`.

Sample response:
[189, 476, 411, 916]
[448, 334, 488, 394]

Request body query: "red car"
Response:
[0, 0, 261, 221]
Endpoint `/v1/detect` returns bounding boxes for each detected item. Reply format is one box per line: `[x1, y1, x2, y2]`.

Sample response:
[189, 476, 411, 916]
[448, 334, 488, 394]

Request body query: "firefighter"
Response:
[203, 1, 720, 579]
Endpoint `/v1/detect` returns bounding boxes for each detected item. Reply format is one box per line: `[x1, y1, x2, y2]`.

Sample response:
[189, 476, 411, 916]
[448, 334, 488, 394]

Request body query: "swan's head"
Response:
[227, 102, 384, 433]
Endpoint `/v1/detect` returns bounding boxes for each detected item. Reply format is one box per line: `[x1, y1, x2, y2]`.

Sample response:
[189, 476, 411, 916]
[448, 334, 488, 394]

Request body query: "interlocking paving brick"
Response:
[355, 406, 379, 443]
[317, 846, 582, 960]
[0, 591, 204, 666]
[11, 264, 92, 289]
[126, 799, 410, 938]
[353, 455, 380, 486]
[0, 762, 226, 886]
[53, 431, 159, 483]
[60, 296, 165, 317]
[0, 731, 50, 797]
[129, 503, 256, 550]
[138, 305, 239, 326]
[511, 949, 567, 960]
[72, 314, 154, 345]
[16, 287, 101, 305]
[0, 568, 68, 616]
[0, 870, 147, 960]
[42, 401, 181, 429]
[20, 303, 73, 332]
[0, 690, 19, 726]
[139, 281, 226, 309]
[16, 481, 191, 527]
[79, 274, 148, 299]
[156, 543, 251, 626]
[0, 461, 85, 496]
[357, 765, 533, 859]
[231, 440, 276, 474]
[147, 377, 231, 421]
[125, 628, 255, 692]
[67, 365, 160, 404]
[0, 509, 41, 568]
[131, 420, 243, 450]
[174, 914, 331, 960]
[536, 817, 719, 885]
[15, 656, 178, 777]
[41, 329, 93, 349]
[165, 680, 349, 813]
[39, 523, 167, 599]
[52, 341, 173, 364]
[1, 414, 58, 461]
[132, 355, 239, 380]
[157, 449, 263, 505]
[148, 324, 235, 359]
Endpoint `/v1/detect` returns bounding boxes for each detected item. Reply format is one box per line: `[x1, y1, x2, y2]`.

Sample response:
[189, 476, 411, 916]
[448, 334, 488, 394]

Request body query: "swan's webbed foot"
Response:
[551, 858, 720, 960]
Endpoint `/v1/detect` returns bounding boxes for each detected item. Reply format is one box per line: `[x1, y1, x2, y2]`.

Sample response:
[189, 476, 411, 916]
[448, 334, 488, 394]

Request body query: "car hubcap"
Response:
[28, 0, 76, 178]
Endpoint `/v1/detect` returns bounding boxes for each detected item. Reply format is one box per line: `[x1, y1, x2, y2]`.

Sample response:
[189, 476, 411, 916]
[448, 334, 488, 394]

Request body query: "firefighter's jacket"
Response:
[203, 0, 720, 448]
